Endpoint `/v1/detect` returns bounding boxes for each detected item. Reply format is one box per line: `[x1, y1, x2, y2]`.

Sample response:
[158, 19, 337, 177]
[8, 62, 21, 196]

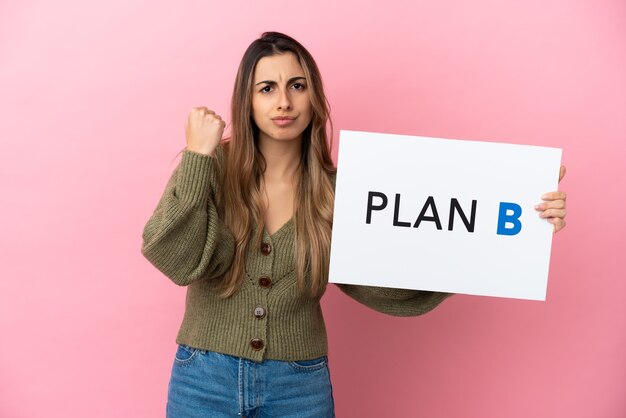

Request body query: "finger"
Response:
[541, 191, 567, 201]
[210, 116, 224, 125]
[539, 208, 567, 219]
[559, 165, 566, 183]
[193, 107, 214, 115]
[535, 200, 566, 211]
[549, 218, 566, 233]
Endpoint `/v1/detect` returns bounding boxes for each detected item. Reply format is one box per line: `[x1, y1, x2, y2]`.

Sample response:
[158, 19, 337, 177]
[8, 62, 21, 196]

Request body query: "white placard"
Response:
[329, 130, 562, 301]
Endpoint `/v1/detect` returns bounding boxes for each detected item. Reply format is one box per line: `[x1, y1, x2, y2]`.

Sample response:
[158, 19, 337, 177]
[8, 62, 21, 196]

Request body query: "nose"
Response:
[277, 88, 291, 111]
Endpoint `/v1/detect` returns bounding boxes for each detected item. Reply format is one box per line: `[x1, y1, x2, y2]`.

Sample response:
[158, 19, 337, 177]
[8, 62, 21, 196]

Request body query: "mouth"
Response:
[272, 116, 296, 127]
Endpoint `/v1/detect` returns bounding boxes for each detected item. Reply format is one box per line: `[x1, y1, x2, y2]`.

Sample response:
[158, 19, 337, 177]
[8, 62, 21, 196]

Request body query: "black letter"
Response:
[393, 194, 411, 227]
[366, 191, 388, 224]
[413, 196, 442, 230]
[448, 198, 477, 232]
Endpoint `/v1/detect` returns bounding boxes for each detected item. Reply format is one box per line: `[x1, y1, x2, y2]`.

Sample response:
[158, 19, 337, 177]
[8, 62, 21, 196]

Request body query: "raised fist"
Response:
[185, 106, 225, 156]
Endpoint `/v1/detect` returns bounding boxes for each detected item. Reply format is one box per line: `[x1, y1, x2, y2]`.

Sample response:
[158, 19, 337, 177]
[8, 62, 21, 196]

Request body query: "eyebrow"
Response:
[255, 76, 307, 86]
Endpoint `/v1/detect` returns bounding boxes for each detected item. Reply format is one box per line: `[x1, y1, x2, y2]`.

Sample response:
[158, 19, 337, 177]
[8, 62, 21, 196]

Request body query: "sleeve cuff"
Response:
[175, 150, 217, 207]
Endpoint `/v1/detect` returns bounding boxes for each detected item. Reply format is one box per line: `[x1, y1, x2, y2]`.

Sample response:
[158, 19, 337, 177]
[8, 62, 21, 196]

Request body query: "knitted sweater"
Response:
[141, 147, 453, 362]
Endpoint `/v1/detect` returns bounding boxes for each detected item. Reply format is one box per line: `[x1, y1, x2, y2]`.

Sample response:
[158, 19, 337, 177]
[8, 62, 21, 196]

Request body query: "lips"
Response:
[271, 115, 296, 127]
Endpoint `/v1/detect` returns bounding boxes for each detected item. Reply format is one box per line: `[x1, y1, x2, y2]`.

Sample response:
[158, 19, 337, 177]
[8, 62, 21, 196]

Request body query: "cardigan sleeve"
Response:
[141, 147, 235, 286]
[334, 284, 454, 317]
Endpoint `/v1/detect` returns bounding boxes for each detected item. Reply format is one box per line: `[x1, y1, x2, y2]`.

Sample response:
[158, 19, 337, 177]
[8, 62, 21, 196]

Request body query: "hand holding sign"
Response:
[535, 165, 567, 233]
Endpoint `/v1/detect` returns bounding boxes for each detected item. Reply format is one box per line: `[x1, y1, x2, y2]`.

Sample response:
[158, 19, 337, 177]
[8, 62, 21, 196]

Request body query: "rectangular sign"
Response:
[328, 130, 562, 301]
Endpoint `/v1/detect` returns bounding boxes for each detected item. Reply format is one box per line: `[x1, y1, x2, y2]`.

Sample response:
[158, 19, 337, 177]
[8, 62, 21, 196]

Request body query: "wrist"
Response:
[185, 145, 216, 157]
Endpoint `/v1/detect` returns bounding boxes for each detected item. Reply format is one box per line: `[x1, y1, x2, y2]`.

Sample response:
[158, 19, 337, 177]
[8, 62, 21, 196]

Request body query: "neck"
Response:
[258, 135, 302, 180]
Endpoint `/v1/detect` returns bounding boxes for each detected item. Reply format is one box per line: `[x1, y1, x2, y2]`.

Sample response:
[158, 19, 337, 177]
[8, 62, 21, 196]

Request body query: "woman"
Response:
[141, 31, 567, 417]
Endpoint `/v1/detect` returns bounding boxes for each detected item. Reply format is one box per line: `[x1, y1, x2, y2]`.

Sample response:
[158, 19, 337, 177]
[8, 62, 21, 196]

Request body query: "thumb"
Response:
[558, 165, 566, 183]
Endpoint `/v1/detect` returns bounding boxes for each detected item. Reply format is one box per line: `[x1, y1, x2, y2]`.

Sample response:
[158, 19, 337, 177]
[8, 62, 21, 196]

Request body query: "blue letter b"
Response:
[497, 202, 522, 236]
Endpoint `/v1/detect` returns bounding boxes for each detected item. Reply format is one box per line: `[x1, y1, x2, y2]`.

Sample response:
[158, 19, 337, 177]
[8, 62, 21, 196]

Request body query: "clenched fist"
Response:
[185, 107, 225, 156]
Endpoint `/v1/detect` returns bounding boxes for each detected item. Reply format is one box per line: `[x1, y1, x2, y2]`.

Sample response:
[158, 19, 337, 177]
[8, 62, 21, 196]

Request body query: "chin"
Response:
[272, 135, 303, 142]
[270, 130, 306, 142]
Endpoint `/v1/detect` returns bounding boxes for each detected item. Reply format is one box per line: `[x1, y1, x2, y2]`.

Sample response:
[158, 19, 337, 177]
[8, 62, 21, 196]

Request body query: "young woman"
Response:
[141, 31, 567, 418]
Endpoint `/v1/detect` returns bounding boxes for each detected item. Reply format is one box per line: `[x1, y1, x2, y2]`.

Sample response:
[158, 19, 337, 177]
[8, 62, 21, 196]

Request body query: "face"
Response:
[251, 52, 313, 145]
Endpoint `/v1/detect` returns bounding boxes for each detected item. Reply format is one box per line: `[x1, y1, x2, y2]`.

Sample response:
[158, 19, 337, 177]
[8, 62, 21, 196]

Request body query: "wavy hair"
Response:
[215, 31, 335, 298]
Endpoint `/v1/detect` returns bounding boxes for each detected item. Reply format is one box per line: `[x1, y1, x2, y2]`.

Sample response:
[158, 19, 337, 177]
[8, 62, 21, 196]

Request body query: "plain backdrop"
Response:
[1, 1, 625, 417]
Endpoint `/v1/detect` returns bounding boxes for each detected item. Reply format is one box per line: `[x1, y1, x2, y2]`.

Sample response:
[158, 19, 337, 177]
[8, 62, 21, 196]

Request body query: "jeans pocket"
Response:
[287, 355, 328, 372]
[174, 344, 201, 366]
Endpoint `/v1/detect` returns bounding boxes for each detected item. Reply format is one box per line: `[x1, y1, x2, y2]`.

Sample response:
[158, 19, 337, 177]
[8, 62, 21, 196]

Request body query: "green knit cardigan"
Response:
[141, 148, 453, 362]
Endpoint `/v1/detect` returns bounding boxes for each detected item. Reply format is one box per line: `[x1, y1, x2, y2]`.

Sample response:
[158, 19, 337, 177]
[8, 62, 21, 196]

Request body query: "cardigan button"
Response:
[253, 306, 266, 319]
[260, 242, 272, 255]
[250, 338, 264, 350]
[258, 276, 272, 288]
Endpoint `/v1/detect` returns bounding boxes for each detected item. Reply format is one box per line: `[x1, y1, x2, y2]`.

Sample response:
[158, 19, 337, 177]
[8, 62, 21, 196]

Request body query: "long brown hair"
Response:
[215, 31, 335, 298]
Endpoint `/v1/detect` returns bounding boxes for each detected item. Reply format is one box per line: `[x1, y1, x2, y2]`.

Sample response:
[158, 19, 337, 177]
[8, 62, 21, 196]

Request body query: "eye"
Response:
[260, 85, 273, 93]
[292, 83, 305, 90]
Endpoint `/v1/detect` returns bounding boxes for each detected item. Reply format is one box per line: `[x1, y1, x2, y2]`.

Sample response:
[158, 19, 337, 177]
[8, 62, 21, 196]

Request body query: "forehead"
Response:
[253, 52, 304, 81]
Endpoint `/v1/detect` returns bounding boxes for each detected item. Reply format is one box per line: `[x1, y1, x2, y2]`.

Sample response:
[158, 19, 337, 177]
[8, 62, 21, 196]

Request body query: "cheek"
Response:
[304, 104, 313, 123]
[251, 100, 265, 122]
[299, 96, 313, 116]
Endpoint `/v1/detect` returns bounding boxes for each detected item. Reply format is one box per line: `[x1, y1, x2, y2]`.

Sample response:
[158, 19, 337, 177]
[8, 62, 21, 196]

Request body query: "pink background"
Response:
[1, 0, 625, 417]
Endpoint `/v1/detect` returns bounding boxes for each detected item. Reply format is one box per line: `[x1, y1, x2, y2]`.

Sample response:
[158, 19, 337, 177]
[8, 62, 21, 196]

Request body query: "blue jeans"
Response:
[166, 344, 336, 417]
